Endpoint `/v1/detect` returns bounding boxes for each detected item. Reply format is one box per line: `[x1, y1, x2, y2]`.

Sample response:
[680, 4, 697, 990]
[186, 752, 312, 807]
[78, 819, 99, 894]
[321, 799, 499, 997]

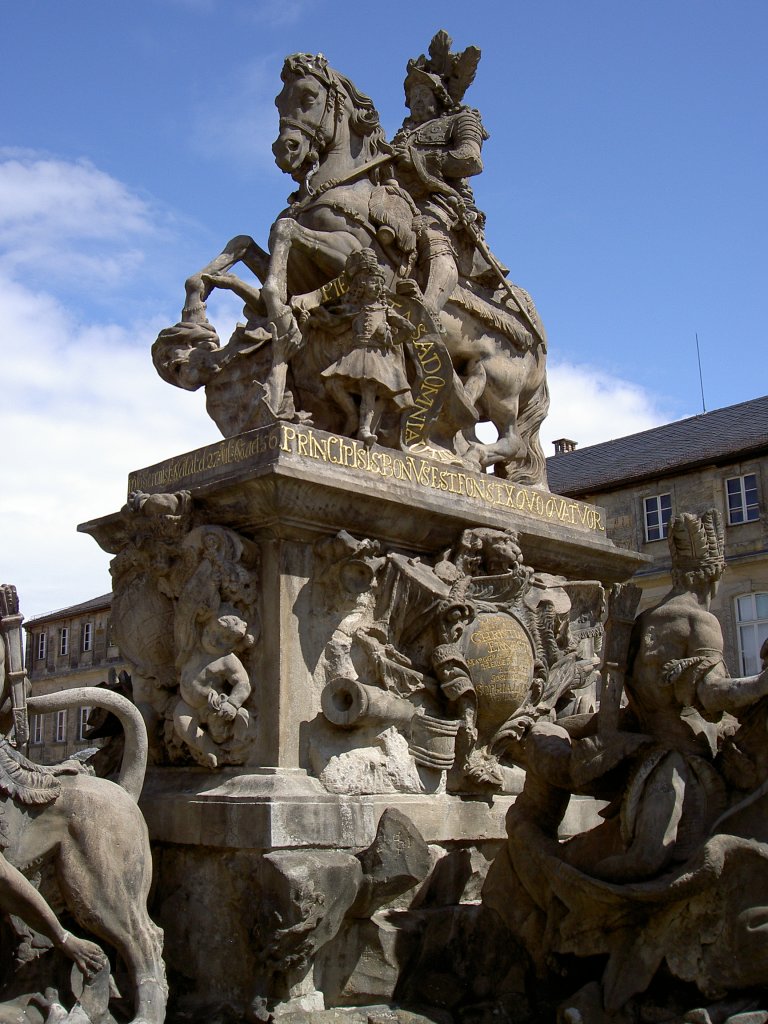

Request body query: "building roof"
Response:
[24, 593, 112, 628]
[546, 395, 768, 498]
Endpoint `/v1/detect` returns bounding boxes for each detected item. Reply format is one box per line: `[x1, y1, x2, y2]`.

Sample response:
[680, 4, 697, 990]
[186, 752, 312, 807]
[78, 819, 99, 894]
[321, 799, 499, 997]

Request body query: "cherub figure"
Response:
[174, 612, 254, 768]
[311, 248, 416, 447]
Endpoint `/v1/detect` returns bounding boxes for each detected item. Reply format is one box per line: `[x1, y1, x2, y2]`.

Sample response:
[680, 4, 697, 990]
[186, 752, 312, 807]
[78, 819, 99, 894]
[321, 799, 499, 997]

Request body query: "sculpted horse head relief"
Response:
[272, 53, 385, 186]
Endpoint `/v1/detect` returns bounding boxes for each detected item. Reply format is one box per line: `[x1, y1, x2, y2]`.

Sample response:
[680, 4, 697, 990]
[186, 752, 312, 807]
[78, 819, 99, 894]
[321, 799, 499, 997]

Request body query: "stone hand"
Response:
[391, 141, 413, 168]
[217, 700, 237, 722]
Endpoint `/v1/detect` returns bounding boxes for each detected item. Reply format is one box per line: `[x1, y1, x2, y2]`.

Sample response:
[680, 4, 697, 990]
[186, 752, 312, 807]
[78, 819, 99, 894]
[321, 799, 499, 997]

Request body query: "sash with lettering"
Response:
[389, 294, 464, 452]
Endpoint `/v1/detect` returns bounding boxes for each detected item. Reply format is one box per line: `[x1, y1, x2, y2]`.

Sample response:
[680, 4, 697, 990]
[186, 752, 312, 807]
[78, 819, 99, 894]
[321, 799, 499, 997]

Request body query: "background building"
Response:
[547, 395, 768, 676]
[23, 593, 124, 764]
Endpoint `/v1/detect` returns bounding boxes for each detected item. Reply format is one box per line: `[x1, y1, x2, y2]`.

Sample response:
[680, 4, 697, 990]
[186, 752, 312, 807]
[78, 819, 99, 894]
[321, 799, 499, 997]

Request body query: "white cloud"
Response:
[541, 361, 675, 453]
[0, 155, 218, 619]
[0, 155, 167, 287]
[1, 272, 217, 620]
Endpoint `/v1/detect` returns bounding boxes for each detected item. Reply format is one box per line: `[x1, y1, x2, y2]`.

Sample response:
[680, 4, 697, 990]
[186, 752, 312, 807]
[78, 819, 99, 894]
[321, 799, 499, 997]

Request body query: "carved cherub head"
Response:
[345, 248, 386, 305]
[201, 613, 250, 656]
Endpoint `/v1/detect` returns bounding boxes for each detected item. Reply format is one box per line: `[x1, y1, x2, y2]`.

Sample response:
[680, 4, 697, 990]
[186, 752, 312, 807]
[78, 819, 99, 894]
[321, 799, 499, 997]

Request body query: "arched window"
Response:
[735, 593, 768, 674]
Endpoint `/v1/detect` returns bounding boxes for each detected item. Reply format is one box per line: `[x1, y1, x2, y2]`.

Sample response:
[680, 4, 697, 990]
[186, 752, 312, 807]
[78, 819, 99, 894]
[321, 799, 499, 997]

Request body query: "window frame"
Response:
[726, 473, 759, 526]
[643, 493, 672, 543]
[735, 592, 768, 675]
[78, 706, 91, 742]
[36, 631, 47, 661]
[59, 627, 69, 657]
[31, 715, 43, 745]
[82, 622, 93, 652]
[54, 710, 67, 744]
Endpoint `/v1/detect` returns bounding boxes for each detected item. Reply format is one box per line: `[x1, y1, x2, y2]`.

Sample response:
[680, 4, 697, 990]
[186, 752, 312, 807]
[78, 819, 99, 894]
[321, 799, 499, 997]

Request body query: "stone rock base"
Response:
[142, 769, 603, 1021]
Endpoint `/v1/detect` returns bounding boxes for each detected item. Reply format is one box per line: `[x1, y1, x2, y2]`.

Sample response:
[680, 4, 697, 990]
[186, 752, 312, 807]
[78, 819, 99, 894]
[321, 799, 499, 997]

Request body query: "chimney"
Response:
[553, 438, 577, 455]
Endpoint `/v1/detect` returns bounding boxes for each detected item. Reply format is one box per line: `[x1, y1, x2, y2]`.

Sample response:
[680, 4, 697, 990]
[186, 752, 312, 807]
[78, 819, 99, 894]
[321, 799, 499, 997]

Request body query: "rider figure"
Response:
[391, 35, 489, 316]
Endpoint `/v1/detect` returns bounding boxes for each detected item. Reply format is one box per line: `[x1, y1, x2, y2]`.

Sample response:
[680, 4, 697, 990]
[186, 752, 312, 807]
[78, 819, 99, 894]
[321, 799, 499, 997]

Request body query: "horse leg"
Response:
[481, 419, 526, 467]
[262, 217, 366, 319]
[472, 384, 526, 468]
[261, 218, 297, 319]
[462, 357, 487, 406]
[184, 235, 268, 318]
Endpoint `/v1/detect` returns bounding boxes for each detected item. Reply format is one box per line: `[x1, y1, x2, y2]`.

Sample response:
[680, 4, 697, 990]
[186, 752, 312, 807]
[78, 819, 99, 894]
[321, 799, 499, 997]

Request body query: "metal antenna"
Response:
[695, 332, 706, 413]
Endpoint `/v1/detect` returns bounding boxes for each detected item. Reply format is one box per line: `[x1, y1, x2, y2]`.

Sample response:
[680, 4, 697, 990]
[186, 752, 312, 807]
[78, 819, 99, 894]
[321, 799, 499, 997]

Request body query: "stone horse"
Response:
[172, 52, 549, 485]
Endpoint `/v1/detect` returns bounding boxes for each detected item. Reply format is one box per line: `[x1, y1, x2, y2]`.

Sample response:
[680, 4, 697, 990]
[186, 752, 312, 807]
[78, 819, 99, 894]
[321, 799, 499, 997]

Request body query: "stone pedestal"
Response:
[80, 423, 644, 1018]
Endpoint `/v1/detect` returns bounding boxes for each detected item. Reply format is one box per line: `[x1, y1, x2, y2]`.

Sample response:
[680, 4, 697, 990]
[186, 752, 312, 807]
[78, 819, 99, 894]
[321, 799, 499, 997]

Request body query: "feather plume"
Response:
[702, 508, 724, 555]
[427, 30, 453, 77]
[670, 513, 707, 563]
[447, 46, 481, 104]
[669, 509, 724, 569]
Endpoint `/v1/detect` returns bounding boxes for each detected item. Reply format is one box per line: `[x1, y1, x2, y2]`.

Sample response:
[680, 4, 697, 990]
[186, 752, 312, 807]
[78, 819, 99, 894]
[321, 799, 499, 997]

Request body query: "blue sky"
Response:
[2, 0, 766, 616]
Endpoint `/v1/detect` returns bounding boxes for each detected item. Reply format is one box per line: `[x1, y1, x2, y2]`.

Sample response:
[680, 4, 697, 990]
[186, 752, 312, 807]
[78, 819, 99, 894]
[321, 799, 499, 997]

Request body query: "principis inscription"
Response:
[127, 424, 605, 532]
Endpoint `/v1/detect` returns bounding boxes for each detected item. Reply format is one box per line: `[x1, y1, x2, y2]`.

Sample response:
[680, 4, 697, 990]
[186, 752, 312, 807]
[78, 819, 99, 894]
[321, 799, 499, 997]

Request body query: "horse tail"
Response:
[27, 687, 148, 803]
[507, 369, 550, 488]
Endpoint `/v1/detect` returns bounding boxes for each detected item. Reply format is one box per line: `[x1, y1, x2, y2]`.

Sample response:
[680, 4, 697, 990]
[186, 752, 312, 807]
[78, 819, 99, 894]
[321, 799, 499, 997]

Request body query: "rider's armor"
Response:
[393, 106, 493, 294]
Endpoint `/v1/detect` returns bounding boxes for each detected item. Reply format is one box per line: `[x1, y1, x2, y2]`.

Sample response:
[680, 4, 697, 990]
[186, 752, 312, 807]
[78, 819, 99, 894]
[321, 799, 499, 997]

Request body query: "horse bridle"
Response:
[278, 58, 342, 195]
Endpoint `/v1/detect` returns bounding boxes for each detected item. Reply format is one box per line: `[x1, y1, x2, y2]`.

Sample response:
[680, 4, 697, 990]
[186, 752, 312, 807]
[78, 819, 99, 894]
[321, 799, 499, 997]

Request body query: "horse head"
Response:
[273, 53, 386, 183]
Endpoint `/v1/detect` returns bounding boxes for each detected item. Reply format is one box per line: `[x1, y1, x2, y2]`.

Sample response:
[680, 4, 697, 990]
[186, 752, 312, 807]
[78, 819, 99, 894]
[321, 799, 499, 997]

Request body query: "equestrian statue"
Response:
[152, 31, 550, 486]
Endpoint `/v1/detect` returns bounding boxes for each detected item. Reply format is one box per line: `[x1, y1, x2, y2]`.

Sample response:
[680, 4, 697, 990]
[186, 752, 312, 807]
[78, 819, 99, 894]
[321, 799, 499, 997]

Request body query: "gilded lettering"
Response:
[327, 436, 340, 464]
[281, 424, 296, 452]
[310, 435, 328, 462]
[126, 423, 603, 532]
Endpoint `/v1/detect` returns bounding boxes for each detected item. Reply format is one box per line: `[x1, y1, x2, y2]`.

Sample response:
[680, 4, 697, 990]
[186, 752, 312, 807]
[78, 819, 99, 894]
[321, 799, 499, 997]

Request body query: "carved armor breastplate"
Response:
[411, 116, 455, 147]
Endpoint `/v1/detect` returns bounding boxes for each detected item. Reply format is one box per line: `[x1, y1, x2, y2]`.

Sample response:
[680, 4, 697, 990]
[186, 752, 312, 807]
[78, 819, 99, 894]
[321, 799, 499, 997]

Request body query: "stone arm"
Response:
[386, 308, 418, 342]
[438, 110, 485, 179]
[394, 110, 484, 193]
[697, 661, 768, 717]
[670, 610, 768, 717]
[304, 303, 355, 336]
[219, 654, 251, 711]
[0, 854, 108, 977]
[0, 854, 71, 946]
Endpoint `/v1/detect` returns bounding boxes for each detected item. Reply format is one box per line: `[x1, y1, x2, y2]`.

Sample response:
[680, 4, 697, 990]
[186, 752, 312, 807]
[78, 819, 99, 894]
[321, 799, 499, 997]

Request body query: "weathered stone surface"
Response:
[152, 32, 553, 485]
[352, 808, 432, 919]
[483, 509, 768, 1019]
[320, 729, 425, 795]
[393, 905, 528, 1015]
[0, 586, 166, 1024]
[65, 24, 724, 1024]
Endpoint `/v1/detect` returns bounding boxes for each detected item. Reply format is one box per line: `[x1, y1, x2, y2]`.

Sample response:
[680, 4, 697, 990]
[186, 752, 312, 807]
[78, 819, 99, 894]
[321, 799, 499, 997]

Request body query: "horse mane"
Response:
[282, 53, 387, 160]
